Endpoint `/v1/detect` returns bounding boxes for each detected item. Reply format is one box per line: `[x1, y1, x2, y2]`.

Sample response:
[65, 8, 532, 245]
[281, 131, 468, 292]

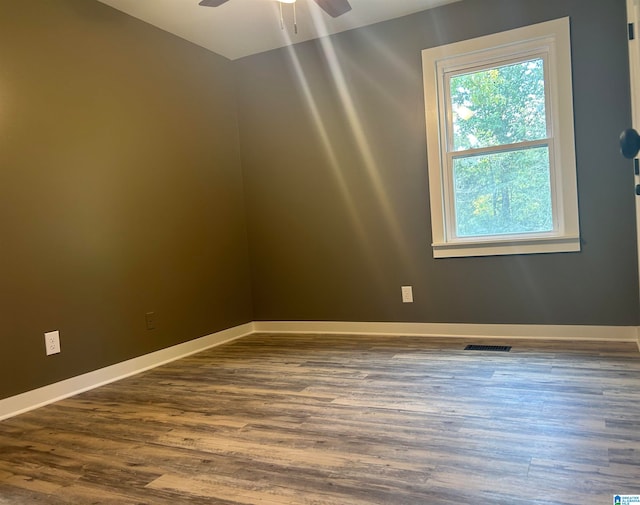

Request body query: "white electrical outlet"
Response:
[401, 286, 413, 303]
[45, 330, 61, 356]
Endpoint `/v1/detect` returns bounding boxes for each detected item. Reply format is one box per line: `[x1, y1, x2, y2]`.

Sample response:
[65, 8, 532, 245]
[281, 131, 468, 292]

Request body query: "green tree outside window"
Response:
[448, 59, 552, 237]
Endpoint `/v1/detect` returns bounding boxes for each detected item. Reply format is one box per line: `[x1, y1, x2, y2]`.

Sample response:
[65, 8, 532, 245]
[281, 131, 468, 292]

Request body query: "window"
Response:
[422, 18, 580, 258]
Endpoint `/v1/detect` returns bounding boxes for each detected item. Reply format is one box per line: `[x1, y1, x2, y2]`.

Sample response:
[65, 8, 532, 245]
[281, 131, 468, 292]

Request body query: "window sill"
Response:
[432, 235, 581, 258]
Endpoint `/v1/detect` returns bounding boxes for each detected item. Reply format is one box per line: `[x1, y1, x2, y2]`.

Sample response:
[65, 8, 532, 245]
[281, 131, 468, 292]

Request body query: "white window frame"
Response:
[422, 18, 580, 258]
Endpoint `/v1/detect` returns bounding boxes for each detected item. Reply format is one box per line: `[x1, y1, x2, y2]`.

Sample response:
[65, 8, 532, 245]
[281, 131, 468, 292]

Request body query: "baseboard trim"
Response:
[0, 322, 254, 422]
[253, 320, 639, 342]
[2, 320, 638, 422]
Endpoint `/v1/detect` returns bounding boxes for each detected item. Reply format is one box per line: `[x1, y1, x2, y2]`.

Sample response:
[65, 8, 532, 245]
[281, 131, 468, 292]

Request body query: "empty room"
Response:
[1, 0, 640, 503]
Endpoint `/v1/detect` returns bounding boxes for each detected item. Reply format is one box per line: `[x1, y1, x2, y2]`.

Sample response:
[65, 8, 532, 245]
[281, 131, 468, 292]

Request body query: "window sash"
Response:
[444, 141, 559, 242]
[422, 17, 580, 258]
[436, 43, 561, 243]
[442, 52, 553, 154]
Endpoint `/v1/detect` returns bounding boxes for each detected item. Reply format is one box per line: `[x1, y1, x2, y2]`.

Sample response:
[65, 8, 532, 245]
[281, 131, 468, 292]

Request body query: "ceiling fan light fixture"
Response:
[312, 0, 351, 17]
[278, 0, 298, 34]
[198, 0, 352, 40]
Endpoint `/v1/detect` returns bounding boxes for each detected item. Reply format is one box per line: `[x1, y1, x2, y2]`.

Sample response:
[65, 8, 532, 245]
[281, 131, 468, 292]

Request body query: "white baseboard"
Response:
[1, 320, 638, 422]
[0, 322, 254, 422]
[253, 320, 639, 342]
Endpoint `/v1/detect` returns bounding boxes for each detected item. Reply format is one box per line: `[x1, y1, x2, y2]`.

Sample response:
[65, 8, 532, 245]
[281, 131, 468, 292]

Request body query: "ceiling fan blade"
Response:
[312, 0, 352, 18]
[198, 0, 229, 6]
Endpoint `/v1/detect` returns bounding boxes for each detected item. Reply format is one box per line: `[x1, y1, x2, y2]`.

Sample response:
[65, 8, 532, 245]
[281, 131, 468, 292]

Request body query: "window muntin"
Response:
[422, 18, 580, 258]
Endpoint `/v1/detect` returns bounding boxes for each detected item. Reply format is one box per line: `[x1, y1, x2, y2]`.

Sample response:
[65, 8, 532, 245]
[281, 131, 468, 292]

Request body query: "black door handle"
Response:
[620, 128, 640, 159]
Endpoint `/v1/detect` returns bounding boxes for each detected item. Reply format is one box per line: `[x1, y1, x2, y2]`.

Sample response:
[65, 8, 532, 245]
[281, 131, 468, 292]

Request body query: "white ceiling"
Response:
[96, 0, 462, 60]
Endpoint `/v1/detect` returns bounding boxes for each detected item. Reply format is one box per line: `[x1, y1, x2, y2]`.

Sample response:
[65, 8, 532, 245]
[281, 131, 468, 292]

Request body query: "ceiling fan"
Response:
[198, 0, 352, 18]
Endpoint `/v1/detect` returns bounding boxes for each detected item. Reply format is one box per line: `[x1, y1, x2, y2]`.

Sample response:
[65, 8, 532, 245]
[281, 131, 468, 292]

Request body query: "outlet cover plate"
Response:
[401, 286, 414, 303]
[145, 312, 156, 330]
[45, 330, 61, 355]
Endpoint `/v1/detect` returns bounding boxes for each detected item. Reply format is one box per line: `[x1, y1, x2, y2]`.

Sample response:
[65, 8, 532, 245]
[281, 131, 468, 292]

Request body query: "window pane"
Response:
[449, 58, 547, 151]
[453, 146, 552, 237]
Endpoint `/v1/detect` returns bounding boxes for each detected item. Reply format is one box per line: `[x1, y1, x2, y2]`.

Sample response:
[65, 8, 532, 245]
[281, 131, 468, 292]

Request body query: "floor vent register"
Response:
[464, 345, 512, 352]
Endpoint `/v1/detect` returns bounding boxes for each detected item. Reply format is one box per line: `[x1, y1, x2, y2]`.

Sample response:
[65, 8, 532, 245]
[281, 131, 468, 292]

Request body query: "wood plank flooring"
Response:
[1, 334, 640, 504]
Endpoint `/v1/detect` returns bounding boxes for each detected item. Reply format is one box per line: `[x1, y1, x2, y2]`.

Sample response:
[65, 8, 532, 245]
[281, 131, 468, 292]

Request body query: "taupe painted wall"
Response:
[1, 0, 637, 403]
[0, 1, 252, 399]
[237, 0, 639, 325]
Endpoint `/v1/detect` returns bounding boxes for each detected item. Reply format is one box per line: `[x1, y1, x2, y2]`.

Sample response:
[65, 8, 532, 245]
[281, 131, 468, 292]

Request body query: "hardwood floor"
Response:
[1, 334, 640, 504]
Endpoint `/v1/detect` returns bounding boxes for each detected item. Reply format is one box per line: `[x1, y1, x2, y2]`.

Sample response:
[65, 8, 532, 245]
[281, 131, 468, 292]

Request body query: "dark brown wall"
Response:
[0, 1, 253, 399]
[237, 0, 639, 325]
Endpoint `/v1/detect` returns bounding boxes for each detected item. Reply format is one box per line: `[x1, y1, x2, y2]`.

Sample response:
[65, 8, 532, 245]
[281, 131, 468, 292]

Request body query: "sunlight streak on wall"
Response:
[307, 7, 415, 269]
[280, 29, 387, 288]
